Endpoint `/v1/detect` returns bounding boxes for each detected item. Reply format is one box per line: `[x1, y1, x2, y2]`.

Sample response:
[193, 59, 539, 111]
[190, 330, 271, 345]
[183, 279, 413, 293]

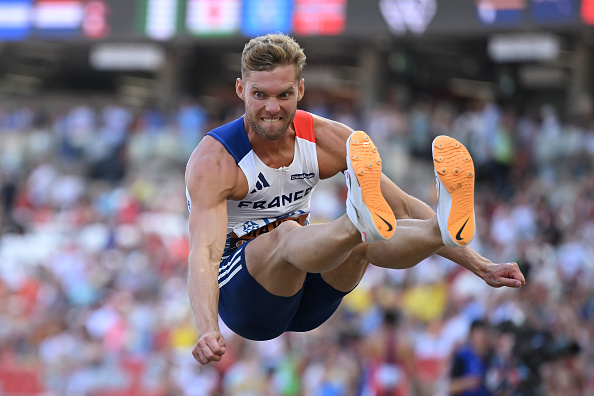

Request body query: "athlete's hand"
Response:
[482, 262, 526, 288]
[192, 330, 226, 365]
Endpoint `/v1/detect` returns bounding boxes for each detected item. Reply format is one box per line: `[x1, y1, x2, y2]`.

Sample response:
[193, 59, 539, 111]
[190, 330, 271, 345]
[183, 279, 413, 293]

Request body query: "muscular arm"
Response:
[380, 174, 524, 287]
[185, 137, 239, 364]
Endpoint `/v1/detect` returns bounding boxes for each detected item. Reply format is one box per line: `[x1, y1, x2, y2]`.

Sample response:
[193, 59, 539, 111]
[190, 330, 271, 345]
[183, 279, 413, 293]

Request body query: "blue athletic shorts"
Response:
[217, 240, 349, 341]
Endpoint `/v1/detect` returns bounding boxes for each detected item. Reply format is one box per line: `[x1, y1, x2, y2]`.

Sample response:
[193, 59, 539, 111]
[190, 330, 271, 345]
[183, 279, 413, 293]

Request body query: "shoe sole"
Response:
[347, 131, 395, 241]
[432, 135, 475, 247]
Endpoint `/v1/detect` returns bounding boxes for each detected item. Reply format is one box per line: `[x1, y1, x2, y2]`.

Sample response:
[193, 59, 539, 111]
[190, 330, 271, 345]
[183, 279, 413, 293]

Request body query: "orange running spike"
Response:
[432, 135, 475, 247]
[345, 131, 396, 242]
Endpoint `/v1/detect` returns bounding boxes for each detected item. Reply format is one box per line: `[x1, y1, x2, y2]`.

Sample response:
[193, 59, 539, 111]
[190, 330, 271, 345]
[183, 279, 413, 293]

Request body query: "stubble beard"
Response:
[246, 108, 297, 141]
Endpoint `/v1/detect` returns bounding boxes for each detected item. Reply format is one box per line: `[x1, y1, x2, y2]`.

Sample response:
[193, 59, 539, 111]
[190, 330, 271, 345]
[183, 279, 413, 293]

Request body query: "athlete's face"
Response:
[236, 64, 304, 140]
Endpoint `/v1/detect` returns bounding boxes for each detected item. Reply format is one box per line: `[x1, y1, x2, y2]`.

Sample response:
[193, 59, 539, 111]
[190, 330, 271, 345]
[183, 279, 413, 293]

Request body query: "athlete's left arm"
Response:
[380, 176, 525, 287]
[439, 245, 526, 288]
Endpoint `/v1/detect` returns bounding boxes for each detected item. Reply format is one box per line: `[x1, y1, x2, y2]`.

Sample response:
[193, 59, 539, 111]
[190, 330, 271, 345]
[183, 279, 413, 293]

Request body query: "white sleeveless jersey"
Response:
[187, 110, 319, 260]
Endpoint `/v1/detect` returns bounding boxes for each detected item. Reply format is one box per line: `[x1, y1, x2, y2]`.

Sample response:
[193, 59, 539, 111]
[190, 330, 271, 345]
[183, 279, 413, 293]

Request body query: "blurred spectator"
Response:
[222, 341, 272, 395]
[408, 95, 433, 158]
[61, 104, 96, 162]
[88, 102, 134, 181]
[413, 316, 460, 396]
[448, 319, 493, 396]
[138, 102, 168, 135]
[365, 103, 408, 147]
[490, 108, 516, 197]
[362, 308, 417, 396]
[176, 97, 207, 159]
[0, 170, 22, 233]
[484, 322, 522, 396]
[534, 104, 563, 184]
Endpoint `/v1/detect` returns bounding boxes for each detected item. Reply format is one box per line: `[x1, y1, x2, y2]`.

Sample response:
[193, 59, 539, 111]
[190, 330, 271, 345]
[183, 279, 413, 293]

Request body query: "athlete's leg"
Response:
[364, 217, 443, 269]
[244, 134, 472, 298]
[321, 217, 442, 292]
[244, 215, 362, 296]
[322, 136, 475, 291]
[359, 136, 475, 274]
[244, 131, 395, 297]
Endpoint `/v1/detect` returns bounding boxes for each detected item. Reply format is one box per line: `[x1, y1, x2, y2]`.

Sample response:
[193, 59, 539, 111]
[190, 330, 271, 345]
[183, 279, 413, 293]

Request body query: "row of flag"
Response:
[0, 0, 108, 40]
[122, 0, 594, 41]
[141, 0, 348, 40]
[2, 0, 594, 42]
[0, 0, 348, 41]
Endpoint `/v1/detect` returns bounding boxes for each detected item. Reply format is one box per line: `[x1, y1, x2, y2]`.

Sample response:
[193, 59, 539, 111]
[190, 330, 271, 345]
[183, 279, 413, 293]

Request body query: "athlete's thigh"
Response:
[244, 221, 307, 296]
[218, 241, 303, 341]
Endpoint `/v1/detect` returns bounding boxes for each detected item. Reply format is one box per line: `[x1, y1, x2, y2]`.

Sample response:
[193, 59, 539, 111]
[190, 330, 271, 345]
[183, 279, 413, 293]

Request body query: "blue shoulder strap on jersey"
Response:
[207, 116, 252, 163]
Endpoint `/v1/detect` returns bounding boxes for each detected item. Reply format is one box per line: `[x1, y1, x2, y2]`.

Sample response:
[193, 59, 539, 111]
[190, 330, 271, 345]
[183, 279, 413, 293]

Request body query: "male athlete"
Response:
[185, 33, 525, 365]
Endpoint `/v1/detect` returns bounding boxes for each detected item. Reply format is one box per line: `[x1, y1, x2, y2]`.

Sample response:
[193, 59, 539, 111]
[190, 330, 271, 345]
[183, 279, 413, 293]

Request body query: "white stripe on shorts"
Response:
[218, 248, 243, 287]
[218, 266, 242, 288]
[219, 248, 241, 273]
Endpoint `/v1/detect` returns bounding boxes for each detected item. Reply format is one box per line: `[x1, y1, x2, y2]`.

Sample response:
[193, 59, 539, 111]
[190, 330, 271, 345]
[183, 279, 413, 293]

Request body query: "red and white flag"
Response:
[293, 0, 347, 36]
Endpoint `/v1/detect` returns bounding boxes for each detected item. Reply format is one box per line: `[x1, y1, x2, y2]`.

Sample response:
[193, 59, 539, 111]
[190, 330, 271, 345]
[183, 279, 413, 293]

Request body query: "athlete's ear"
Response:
[236, 78, 245, 100]
[297, 78, 304, 101]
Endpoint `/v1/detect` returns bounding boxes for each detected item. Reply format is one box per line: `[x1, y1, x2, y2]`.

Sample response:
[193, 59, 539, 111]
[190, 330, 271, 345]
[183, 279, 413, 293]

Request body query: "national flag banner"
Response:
[82, 0, 109, 39]
[186, 0, 240, 36]
[32, 0, 84, 34]
[141, 0, 182, 40]
[583, 0, 594, 24]
[475, 0, 525, 25]
[241, 0, 293, 37]
[293, 0, 347, 36]
[0, 0, 32, 40]
[531, 0, 577, 24]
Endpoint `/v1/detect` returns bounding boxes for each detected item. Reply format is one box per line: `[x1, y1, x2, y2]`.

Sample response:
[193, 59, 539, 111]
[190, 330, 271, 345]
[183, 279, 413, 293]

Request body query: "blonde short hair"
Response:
[241, 33, 306, 79]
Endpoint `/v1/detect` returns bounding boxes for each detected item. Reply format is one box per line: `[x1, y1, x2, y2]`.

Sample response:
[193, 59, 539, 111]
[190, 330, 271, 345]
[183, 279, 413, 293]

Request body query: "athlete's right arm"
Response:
[185, 137, 238, 365]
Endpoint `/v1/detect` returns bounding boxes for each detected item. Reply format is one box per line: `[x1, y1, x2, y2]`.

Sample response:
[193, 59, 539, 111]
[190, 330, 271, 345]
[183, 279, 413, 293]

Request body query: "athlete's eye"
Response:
[279, 92, 292, 99]
[254, 91, 265, 99]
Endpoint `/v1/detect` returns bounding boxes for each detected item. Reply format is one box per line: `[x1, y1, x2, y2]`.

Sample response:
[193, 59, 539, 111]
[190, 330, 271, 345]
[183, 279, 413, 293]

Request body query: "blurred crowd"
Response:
[1, 89, 594, 396]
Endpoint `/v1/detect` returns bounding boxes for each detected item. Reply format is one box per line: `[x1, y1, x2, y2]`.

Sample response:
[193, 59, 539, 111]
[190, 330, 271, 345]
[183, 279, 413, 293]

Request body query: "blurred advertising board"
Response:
[0, 0, 591, 41]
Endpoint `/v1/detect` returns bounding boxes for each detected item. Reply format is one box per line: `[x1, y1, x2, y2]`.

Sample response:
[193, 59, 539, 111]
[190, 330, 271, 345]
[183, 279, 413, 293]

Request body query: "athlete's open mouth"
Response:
[262, 117, 281, 123]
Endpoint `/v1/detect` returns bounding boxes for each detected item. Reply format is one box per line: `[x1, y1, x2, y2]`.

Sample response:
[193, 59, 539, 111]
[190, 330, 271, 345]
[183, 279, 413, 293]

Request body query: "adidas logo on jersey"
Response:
[250, 173, 270, 194]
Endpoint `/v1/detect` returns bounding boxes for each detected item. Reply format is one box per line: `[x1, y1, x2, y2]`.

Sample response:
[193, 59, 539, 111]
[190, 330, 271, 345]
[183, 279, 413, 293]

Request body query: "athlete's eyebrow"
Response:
[249, 83, 296, 93]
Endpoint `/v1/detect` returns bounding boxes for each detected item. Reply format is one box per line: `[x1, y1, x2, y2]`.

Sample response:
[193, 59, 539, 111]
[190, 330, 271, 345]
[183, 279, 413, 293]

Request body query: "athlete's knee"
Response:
[351, 243, 369, 263]
[274, 220, 303, 241]
[268, 221, 307, 262]
[259, 220, 302, 257]
[321, 245, 370, 292]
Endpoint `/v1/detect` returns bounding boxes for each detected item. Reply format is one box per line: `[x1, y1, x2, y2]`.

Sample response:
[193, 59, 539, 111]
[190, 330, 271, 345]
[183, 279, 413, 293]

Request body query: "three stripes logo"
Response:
[218, 248, 242, 288]
[250, 172, 270, 194]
